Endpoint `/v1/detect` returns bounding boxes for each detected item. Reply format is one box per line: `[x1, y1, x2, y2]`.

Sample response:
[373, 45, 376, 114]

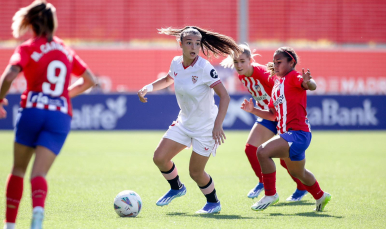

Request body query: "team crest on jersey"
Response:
[254, 85, 261, 91]
[192, 75, 198, 83]
[210, 69, 218, 79]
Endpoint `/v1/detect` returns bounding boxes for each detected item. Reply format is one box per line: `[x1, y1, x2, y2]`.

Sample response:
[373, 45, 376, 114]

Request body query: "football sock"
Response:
[305, 180, 324, 200]
[5, 174, 23, 223]
[161, 163, 182, 190]
[31, 176, 48, 208]
[199, 176, 218, 203]
[262, 171, 276, 196]
[280, 159, 307, 191]
[245, 144, 263, 182]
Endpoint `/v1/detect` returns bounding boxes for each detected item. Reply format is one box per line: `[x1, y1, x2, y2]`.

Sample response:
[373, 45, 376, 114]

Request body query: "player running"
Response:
[241, 47, 331, 212]
[220, 44, 308, 201]
[138, 26, 242, 214]
[0, 1, 96, 228]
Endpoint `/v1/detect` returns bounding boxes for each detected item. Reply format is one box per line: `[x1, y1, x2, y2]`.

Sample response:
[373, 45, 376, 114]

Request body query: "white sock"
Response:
[32, 206, 44, 213]
[4, 222, 16, 229]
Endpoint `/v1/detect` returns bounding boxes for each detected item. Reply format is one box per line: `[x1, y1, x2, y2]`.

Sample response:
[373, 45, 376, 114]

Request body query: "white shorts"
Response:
[163, 121, 218, 157]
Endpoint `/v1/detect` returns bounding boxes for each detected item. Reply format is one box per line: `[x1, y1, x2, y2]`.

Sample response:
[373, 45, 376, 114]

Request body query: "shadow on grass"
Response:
[274, 201, 314, 207]
[269, 212, 343, 218]
[166, 212, 255, 219]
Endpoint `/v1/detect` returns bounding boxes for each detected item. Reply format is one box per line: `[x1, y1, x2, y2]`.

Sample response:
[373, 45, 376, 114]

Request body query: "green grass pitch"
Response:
[0, 131, 385, 228]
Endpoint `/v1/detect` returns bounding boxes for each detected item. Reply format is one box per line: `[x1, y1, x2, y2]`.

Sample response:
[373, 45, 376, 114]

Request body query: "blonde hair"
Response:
[158, 26, 242, 59]
[12, 0, 57, 38]
[220, 43, 260, 69]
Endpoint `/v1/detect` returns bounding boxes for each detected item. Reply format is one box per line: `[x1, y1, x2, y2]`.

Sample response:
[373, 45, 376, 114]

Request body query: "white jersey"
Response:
[168, 55, 221, 132]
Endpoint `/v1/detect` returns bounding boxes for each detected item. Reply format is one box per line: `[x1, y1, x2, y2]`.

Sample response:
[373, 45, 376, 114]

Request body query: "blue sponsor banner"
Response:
[0, 94, 385, 130]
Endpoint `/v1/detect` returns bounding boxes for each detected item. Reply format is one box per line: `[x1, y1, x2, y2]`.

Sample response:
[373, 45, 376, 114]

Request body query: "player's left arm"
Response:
[0, 65, 21, 118]
[212, 82, 230, 145]
[68, 68, 97, 98]
[301, 68, 317, 91]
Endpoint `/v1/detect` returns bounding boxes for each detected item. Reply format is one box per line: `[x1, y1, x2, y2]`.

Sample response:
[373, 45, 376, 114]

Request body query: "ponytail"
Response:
[158, 26, 242, 59]
[220, 43, 260, 69]
[12, 0, 57, 39]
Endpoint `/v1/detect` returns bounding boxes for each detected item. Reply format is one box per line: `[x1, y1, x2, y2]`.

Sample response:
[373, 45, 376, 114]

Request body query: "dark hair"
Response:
[12, 0, 57, 39]
[267, 47, 299, 77]
[158, 26, 242, 59]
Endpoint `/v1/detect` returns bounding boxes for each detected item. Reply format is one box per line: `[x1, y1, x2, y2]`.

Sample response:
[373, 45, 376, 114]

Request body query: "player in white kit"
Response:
[138, 26, 242, 214]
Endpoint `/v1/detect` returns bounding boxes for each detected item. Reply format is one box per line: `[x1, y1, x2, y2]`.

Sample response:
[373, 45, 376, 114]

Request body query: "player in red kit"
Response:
[221, 44, 308, 201]
[241, 47, 331, 212]
[0, 1, 96, 228]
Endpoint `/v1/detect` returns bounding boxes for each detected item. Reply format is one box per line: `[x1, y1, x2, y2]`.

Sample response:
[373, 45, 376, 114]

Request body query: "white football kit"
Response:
[163, 55, 221, 157]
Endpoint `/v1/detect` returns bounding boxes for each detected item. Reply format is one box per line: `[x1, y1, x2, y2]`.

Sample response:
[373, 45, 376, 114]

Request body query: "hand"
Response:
[240, 98, 254, 113]
[302, 68, 312, 84]
[212, 124, 226, 145]
[0, 98, 8, 119]
[137, 88, 148, 103]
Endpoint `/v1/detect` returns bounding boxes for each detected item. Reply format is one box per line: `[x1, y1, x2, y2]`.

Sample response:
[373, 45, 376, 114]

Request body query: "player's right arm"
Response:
[137, 74, 174, 103]
[241, 98, 276, 121]
[0, 65, 21, 118]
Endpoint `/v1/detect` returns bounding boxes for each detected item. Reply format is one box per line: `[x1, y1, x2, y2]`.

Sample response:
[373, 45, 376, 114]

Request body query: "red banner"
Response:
[1, 48, 385, 94]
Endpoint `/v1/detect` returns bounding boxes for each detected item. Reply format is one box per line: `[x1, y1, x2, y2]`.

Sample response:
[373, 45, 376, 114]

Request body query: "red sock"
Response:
[31, 176, 48, 208]
[262, 171, 276, 196]
[305, 180, 324, 200]
[280, 159, 307, 191]
[5, 174, 23, 223]
[245, 144, 263, 182]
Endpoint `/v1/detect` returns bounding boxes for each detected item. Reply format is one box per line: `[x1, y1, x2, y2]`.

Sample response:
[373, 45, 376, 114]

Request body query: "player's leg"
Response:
[280, 159, 308, 201]
[154, 125, 190, 206]
[4, 108, 41, 229]
[188, 152, 220, 214]
[251, 135, 289, 211]
[245, 120, 276, 199]
[30, 146, 57, 229]
[29, 110, 71, 229]
[284, 158, 331, 211]
[280, 131, 331, 211]
[4, 143, 34, 229]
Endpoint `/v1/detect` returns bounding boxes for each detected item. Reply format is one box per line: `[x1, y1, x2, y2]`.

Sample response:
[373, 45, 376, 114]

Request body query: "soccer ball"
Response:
[114, 190, 142, 217]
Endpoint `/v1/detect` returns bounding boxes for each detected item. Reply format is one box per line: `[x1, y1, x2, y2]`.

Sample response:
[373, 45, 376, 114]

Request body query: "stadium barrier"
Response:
[0, 94, 384, 130]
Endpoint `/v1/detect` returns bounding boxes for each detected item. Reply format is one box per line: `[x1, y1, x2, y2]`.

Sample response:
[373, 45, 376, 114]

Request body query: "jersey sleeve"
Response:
[9, 45, 29, 69]
[290, 72, 304, 89]
[202, 63, 221, 88]
[167, 59, 175, 80]
[71, 53, 88, 76]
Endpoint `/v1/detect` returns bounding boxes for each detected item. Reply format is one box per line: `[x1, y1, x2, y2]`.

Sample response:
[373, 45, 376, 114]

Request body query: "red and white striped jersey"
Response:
[238, 63, 275, 110]
[269, 70, 311, 134]
[9, 36, 88, 117]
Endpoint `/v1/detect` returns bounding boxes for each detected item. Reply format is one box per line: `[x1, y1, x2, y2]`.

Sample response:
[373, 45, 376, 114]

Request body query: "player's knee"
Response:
[189, 169, 203, 182]
[256, 145, 268, 161]
[152, 153, 166, 167]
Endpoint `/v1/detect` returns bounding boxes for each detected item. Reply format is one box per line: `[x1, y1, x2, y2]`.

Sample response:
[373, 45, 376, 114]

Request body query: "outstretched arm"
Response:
[137, 75, 174, 103]
[301, 68, 317, 91]
[241, 98, 276, 121]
